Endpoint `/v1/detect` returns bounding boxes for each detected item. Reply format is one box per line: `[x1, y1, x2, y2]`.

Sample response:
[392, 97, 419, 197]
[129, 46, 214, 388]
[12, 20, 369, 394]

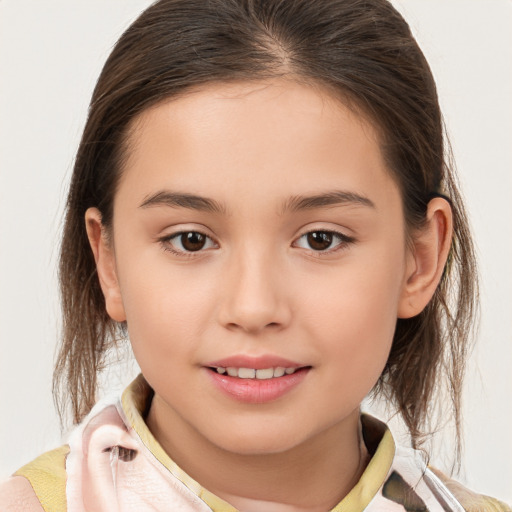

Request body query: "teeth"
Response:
[226, 367, 238, 377]
[215, 366, 298, 379]
[255, 368, 274, 379]
[274, 367, 285, 377]
[238, 367, 256, 378]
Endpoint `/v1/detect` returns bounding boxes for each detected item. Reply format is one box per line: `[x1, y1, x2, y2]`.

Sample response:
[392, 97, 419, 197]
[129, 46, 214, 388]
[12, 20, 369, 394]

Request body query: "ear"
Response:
[85, 207, 127, 322]
[398, 197, 453, 319]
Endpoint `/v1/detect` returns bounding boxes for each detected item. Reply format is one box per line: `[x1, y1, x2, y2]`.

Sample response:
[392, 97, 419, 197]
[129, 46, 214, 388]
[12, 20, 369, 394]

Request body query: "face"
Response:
[97, 79, 415, 455]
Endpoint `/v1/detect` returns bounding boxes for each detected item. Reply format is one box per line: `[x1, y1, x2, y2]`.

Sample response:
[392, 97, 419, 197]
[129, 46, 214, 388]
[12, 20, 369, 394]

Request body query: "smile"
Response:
[206, 366, 310, 404]
[213, 367, 299, 379]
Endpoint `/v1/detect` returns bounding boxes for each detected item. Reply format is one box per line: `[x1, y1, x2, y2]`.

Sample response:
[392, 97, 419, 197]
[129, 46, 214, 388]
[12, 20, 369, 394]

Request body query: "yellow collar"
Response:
[121, 374, 395, 512]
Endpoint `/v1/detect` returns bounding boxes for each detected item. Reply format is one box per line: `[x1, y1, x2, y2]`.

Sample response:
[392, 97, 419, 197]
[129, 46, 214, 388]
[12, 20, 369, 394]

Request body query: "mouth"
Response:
[204, 358, 311, 403]
[208, 366, 304, 379]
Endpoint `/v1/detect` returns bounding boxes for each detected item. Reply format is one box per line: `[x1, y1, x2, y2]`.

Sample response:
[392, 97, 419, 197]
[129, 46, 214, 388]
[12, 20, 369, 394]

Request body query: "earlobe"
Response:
[85, 207, 127, 322]
[398, 198, 453, 319]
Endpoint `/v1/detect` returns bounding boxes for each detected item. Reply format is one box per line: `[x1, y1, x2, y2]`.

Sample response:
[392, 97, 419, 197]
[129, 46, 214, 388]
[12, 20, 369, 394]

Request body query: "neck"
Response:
[147, 399, 368, 512]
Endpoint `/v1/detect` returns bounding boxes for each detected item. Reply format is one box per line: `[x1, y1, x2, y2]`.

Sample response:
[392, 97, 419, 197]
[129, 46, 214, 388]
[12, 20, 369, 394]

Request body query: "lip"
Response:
[203, 355, 310, 404]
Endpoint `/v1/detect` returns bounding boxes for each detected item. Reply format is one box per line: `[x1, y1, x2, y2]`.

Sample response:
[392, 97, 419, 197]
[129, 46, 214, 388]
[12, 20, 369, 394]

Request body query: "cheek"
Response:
[301, 251, 405, 391]
[115, 257, 219, 368]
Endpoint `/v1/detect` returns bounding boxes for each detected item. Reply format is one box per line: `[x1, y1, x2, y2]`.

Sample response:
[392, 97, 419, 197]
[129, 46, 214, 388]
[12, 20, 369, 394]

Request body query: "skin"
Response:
[86, 79, 452, 512]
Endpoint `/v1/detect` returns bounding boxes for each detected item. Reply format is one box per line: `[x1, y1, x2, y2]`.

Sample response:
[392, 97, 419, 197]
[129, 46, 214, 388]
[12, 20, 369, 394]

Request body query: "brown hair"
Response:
[54, 0, 478, 459]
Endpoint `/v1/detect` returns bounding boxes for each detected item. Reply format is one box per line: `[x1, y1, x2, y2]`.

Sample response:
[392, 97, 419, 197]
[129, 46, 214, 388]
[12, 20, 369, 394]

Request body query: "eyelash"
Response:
[293, 230, 355, 256]
[159, 231, 218, 258]
[158, 229, 355, 258]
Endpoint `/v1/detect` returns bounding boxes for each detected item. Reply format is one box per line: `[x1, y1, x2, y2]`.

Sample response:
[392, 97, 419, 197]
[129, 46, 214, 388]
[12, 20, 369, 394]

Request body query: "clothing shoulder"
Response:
[0, 445, 69, 512]
[0, 476, 45, 512]
[431, 467, 512, 512]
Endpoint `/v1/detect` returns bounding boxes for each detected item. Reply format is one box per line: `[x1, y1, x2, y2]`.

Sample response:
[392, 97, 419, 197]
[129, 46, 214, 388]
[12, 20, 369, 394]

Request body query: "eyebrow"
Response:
[139, 191, 227, 214]
[281, 190, 375, 214]
[139, 189, 375, 215]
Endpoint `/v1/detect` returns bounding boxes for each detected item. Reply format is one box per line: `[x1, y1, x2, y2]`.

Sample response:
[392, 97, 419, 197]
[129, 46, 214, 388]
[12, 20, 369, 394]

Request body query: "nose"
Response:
[217, 248, 292, 335]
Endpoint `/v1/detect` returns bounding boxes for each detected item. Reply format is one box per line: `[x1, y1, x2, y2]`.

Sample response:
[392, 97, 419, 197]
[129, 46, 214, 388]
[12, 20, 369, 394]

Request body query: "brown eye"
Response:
[181, 232, 207, 251]
[294, 230, 354, 253]
[164, 231, 216, 254]
[306, 231, 334, 251]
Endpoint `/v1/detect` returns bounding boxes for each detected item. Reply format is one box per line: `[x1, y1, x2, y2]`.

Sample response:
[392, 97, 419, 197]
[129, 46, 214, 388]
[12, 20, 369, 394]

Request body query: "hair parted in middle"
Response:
[54, 0, 478, 462]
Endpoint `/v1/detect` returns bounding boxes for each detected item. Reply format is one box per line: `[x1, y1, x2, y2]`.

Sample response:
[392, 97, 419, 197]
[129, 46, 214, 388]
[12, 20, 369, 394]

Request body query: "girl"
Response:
[1, 0, 510, 510]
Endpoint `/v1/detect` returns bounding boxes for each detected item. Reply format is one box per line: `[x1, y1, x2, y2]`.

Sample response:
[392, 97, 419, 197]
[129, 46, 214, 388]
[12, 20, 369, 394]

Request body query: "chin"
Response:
[206, 423, 306, 456]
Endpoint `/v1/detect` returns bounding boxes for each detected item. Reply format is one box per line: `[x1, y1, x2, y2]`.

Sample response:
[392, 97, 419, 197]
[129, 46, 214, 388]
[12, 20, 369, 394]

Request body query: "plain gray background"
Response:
[1, 0, 511, 503]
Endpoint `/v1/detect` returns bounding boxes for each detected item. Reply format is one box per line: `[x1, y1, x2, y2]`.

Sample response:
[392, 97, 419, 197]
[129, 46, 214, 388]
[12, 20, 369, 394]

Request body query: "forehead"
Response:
[117, 79, 398, 213]
[128, 79, 375, 151]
